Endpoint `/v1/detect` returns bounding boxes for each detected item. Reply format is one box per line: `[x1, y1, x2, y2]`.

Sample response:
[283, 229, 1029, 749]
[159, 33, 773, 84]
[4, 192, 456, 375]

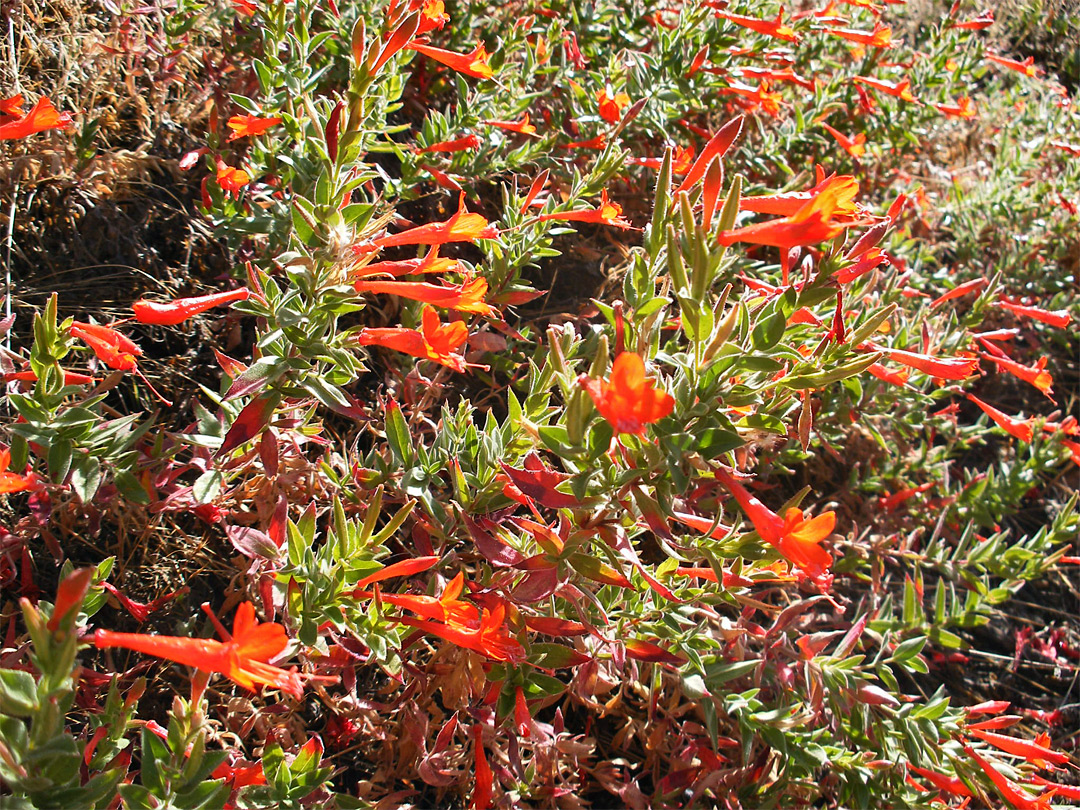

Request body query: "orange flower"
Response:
[0, 96, 72, 140]
[719, 174, 857, 251]
[967, 395, 1034, 442]
[0, 446, 41, 494]
[0, 94, 25, 119]
[628, 144, 695, 174]
[995, 299, 1071, 328]
[714, 8, 800, 43]
[414, 0, 449, 34]
[821, 122, 867, 157]
[356, 306, 469, 372]
[715, 467, 834, 588]
[824, 23, 894, 49]
[70, 321, 142, 371]
[933, 97, 976, 119]
[559, 133, 607, 150]
[357, 572, 524, 662]
[418, 133, 480, 153]
[852, 75, 919, 103]
[406, 41, 493, 79]
[215, 159, 250, 197]
[353, 276, 493, 315]
[867, 343, 979, 380]
[226, 114, 283, 141]
[578, 352, 675, 435]
[867, 363, 909, 386]
[4, 369, 94, 386]
[398, 601, 524, 662]
[536, 189, 632, 229]
[482, 113, 536, 135]
[360, 195, 498, 252]
[597, 87, 631, 124]
[93, 602, 307, 699]
[132, 288, 251, 325]
[735, 66, 816, 92]
[719, 80, 784, 117]
[349, 245, 460, 279]
[741, 174, 860, 218]
[951, 9, 993, 29]
[981, 353, 1054, 398]
[986, 53, 1039, 78]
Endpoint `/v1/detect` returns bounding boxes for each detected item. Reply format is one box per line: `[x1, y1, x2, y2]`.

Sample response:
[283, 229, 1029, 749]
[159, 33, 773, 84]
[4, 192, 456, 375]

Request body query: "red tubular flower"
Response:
[986, 53, 1039, 78]
[968, 730, 1069, 768]
[215, 159, 250, 197]
[628, 145, 695, 174]
[536, 189, 632, 229]
[951, 9, 993, 29]
[867, 343, 978, 380]
[714, 8, 800, 42]
[398, 601, 524, 662]
[715, 467, 834, 587]
[967, 395, 1034, 442]
[418, 133, 481, 153]
[597, 87, 631, 123]
[719, 175, 858, 251]
[4, 369, 95, 386]
[226, 114, 283, 141]
[405, 41, 494, 79]
[354, 556, 439, 590]
[741, 174, 860, 218]
[559, 133, 607, 150]
[353, 277, 494, 315]
[980, 353, 1054, 398]
[482, 114, 536, 135]
[907, 765, 973, 797]
[933, 97, 976, 119]
[0, 94, 25, 118]
[867, 362, 909, 386]
[414, 0, 449, 34]
[824, 23, 894, 48]
[964, 746, 1056, 810]
[995, 299, 1071, 328]
[350, 246, 460, 279]
[930, 277, 986, 307]
[821, 122, 866, 157]
[70, 321, 142, 371]
[852, 76, 919, 103]
[132, 288, 251, 325]
[356, 306, 469, 372]
[93, 602, 307, 699]
[359, 195, 498, 252]
[0, 97, 72, 140]
[719, 80, 784, 117]
[736, 66, 815, 91]
[578, 352, 675, 435]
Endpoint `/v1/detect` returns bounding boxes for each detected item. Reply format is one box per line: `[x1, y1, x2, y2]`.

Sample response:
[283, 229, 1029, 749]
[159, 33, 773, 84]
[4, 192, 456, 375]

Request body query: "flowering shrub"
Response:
[1, 0, 1078, 807]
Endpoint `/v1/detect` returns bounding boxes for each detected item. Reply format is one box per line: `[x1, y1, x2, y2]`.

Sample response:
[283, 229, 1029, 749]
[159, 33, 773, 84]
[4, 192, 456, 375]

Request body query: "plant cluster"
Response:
[1, 0, 1078, 807]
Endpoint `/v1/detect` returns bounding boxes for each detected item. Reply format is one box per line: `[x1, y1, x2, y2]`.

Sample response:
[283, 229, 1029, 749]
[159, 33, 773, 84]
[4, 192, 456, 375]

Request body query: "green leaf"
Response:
[0, 669, 38, 716]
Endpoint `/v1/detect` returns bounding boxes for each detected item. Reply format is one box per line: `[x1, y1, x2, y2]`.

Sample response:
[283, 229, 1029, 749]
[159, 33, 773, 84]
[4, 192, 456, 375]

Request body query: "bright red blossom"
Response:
[715, 468, 835, 588]
[0, 97, 72, 140]
[578, 352, 675, 435]
[132, 289, 251, 325]
[356, 306, 470, 372]
[406, 41, 493, 79]
[70, 321, 142, 371]
[226, 114, 283, 141]
[93, 602, 308, 699]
